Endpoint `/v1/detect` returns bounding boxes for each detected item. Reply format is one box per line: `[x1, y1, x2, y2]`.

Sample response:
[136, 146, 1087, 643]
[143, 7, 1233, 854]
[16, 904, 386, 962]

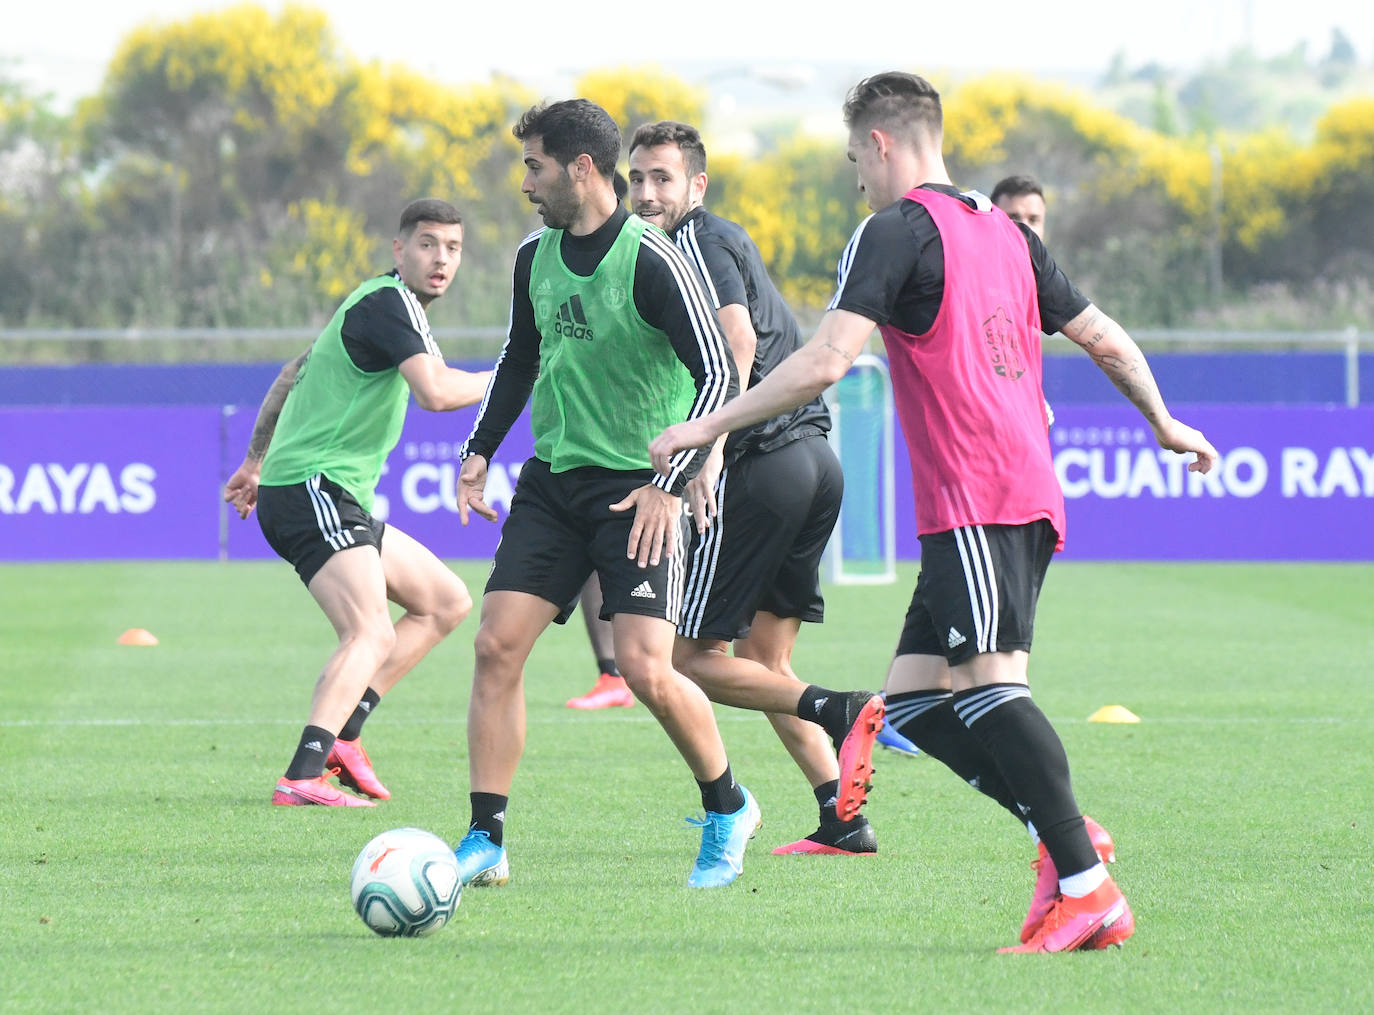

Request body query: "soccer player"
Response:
[565, 172, 637, 711]
[991, 174, 1047, 239]
[650, 72, 1218, 951]
[451, 99, 754, 889]
[883, 170, 1056, 764]
[224, 198, 491, 807]
[628, 120, 884, 856]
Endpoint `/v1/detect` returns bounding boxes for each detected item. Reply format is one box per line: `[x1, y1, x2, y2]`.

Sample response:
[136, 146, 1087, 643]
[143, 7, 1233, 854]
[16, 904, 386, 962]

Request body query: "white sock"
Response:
[1059, 862, 1107, 898]
[1026, 819, 1040, 846]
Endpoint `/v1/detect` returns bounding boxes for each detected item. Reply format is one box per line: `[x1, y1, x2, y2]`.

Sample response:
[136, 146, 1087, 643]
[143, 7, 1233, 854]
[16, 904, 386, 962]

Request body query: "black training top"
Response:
[828, 184, 1090, 335]
[340, 269, 439, 371]
[671, 206, 830, 466]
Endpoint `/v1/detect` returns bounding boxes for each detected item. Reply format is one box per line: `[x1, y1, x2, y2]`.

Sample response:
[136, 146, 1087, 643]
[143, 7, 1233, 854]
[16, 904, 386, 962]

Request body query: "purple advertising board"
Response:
[0, 406, 224, 560]
[1046, 405, 1374, 561]
[2, 403, 1371, 562]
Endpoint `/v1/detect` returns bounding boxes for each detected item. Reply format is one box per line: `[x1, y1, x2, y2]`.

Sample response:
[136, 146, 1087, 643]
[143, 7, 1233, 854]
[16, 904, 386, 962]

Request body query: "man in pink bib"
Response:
[651, 71, 1218, 953]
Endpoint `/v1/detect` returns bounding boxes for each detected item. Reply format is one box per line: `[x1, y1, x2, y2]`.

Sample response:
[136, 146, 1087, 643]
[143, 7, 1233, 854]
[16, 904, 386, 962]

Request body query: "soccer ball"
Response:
[350, 827, 462, 937]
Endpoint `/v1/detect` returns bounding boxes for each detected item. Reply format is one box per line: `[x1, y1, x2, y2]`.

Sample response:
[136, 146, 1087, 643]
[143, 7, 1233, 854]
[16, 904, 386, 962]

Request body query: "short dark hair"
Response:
[513, 99, 621, 179]
[628, 120, 707, 178]
[398, 198, 462, 238]
[613, 171, 628, 202]
[842, 72, 942, 144]
[991, 174, 1044, 205]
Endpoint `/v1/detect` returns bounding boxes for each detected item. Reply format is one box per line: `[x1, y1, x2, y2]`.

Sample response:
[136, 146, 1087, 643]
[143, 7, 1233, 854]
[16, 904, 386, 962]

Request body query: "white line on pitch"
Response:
[0, 715, 1363, 728]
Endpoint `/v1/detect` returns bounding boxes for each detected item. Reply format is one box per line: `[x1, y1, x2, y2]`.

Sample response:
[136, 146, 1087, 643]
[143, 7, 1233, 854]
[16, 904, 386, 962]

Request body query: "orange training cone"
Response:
[117, 628, 159, 646]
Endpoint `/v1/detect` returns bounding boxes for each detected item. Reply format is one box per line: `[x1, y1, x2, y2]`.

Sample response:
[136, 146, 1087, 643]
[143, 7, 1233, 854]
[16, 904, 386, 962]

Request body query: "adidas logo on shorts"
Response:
[630, 581, 656, 599]
[947, 627, 967, 649]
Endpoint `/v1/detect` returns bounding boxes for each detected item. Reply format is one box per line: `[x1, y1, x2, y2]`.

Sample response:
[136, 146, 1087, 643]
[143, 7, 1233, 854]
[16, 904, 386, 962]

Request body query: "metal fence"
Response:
[1, 326, 1369, 406]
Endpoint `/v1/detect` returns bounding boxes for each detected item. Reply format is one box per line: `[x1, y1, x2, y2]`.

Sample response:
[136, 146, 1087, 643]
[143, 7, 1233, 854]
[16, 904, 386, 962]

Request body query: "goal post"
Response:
[826, 353, 897, 585]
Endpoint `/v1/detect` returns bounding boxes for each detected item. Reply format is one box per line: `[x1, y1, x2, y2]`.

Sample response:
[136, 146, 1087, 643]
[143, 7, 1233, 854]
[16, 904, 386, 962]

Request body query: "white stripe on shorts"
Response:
[677, 466, 729, 638]
[952, 524, 997, 653]
[306, 474, 354, 551]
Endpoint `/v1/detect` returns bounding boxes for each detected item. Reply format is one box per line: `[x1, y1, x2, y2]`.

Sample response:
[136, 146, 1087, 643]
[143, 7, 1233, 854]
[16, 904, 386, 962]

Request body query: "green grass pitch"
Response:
[2, 560, 1371, 1014]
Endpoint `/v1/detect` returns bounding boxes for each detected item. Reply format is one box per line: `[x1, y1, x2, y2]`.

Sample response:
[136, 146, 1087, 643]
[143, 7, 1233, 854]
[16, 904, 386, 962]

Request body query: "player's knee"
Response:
[618, 657, 681, 710]
[347, 611, 396, 663]
[670, 640, 698, 676]
[621, 671, 669, 711]
[670, 641, 726, 689]
[435, 582, 473, 635]
[472, 621, 524, 679]
[472, 625, 503, 667]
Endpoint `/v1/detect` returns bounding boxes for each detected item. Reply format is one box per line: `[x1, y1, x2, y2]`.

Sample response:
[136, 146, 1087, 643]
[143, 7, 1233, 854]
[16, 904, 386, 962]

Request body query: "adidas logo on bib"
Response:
[553, 294, 594, 341]
[630, 581, 656, 599]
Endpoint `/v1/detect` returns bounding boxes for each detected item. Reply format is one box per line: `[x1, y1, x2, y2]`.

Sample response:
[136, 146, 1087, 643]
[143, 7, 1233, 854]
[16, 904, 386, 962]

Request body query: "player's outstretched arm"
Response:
[399, 354, 493, 412]
[649, 308, 874, 476]
[1062, 304, 1219, 473]
[223, 349, 309, 517]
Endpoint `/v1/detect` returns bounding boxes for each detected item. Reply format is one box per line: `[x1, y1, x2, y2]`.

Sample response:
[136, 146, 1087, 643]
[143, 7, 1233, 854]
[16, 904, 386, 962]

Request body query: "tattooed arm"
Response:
[248, 351, 309, 459]
[223, 349, 309, 518]
[1062, 305, 1220, 473]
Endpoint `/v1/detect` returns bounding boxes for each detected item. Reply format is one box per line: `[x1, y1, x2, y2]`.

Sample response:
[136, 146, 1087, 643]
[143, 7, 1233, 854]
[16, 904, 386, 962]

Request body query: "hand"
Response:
[609, 484, 682, 568]
[683, 447, 724, 535]
[1154, 418, 1220, 474]
[457, 454, 497, 524]
[223, 461, 261, 519]
[649, 420, 710, 477]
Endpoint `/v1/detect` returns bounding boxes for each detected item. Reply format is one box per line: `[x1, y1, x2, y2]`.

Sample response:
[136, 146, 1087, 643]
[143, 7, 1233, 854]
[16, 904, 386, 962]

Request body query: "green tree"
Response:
[710, 139, 864, 313]
[0, 66, 83, 330]
[1254, 99, 1374, 292]
[53, 4, 529, 335]
[574, 67, 707, 150]
[939, 75, 1214, 323]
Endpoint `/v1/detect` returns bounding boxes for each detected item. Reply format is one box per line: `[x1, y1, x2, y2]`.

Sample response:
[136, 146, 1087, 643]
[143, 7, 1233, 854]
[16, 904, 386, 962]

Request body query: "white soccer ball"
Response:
[350, 827, 462, 937]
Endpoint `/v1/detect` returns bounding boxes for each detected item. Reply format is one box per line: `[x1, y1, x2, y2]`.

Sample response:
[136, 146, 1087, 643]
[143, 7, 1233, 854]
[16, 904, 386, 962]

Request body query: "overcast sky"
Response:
[6, 0, 1373, 110]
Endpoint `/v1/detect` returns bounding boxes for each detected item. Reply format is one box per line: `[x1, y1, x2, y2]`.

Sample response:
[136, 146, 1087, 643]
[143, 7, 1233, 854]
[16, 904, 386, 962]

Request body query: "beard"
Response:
[533, 173, 579, 230]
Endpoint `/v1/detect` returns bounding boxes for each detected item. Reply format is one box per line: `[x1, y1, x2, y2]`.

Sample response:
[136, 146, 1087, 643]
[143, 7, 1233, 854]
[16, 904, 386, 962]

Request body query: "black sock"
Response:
[814, 779, 840, 824]
[797, 685, 870, 745]
[797, 685, 834, 725]
[469, 792, 509, 847]
[697, 764, 746, 814]
[953, 684, 1099, 878]
[284, 725, 334, 780]
[597, 658, 620, 678]
[887, 690, 1026, 824]
[338, 687, 381, 742]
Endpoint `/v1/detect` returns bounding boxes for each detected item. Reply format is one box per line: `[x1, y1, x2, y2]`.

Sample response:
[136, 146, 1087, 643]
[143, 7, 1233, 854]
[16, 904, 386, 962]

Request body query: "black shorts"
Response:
[486, 458, 687, 626]
[896, 519, 1057, 666]
[256, 474, 385, 586]
[679, 435, 843, 641]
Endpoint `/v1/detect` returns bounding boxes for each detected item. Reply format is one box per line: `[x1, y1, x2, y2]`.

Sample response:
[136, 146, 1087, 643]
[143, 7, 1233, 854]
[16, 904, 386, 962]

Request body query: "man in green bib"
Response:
[453, 99, 757, 888]
[224, 198, 490, 807]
